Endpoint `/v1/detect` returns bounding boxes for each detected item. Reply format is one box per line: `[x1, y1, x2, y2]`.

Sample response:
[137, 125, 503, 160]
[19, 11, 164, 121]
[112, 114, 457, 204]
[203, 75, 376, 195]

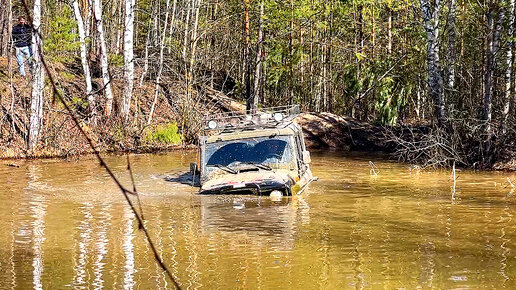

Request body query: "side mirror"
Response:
[190, 162, 199, 175]
[302, 151, 311, 164]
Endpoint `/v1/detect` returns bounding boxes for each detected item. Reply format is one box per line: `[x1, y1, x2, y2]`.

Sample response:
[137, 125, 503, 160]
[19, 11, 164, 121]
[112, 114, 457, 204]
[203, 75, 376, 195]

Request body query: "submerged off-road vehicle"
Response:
[192, 106, 314, 197]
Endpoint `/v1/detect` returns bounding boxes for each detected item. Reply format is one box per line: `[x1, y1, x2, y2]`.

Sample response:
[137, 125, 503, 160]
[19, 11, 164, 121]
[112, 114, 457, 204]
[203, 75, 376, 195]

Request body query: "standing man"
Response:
[12, 16, 33, 77]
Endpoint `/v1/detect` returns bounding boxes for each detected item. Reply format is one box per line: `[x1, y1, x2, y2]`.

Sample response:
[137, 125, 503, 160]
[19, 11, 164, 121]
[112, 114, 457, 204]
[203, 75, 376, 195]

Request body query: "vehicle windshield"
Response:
[205, 135, 293, 171]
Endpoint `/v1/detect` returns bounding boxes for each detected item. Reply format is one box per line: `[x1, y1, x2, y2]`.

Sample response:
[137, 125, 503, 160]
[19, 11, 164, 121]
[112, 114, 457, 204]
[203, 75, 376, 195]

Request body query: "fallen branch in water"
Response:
[369, 161, 379, 176]
[508, 177, 515, 189]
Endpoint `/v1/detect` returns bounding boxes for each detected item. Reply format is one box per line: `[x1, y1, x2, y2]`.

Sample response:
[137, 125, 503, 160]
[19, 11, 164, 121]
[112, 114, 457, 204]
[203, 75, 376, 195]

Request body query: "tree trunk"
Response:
[288, 0, 294, 105]
[446, 0, 456, 94]
[167, 0, 177, 54]
[182, 0, 191, 63]
[209, 3, 218, 88]
[309, 0, 314, 109]
[122, 0, 136, 121]
[114, 0, 122, 54]
[29, 0, 45, 151]
[138, 1, 156, 90]
[93, 0, 114, 116]
[73, 0, 94, 121]
[244, 0, 252, 112]
[252, 0, 264, 111]
[483, 4, 504, 126]
[139, 33, 150, 89]
[505, 0, 515, 126]
[85, 0, 92, 49]
[188, 0, 201, 86]
[421, 0, 446, 125]
[371, 7, 376, 58]
[0, 0, 10, 56]
[147, 0, 171, 125]
[387, 6, 392, 55]
[4, 0, 12, 59]
[484, 7, 495, 125]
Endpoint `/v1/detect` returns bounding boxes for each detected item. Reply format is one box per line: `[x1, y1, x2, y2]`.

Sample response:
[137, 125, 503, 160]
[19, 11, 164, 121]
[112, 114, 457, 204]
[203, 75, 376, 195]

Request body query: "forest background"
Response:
[0, 0, 514, 169]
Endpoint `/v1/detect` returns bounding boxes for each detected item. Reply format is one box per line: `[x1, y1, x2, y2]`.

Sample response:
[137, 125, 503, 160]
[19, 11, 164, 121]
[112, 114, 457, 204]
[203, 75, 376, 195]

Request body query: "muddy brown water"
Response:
[0, 151, 515, 289]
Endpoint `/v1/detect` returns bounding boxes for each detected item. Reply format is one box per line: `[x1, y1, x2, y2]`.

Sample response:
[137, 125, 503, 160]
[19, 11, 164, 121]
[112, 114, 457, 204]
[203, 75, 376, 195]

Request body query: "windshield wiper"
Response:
[207, 164, 237, 174]
[246, 162, 273, 171]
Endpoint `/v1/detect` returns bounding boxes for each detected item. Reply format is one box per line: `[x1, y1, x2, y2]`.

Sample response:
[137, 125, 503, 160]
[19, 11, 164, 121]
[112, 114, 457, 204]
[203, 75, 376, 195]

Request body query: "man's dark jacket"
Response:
[12, 24, 32, 48]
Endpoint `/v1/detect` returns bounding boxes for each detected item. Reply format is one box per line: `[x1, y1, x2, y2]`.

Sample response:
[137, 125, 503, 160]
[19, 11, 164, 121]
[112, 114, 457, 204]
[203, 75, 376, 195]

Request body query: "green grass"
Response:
[145, 123, 182, 144]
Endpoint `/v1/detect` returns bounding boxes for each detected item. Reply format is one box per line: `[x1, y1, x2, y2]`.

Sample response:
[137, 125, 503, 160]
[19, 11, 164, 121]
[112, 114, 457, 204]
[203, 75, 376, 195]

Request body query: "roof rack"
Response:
[202, 105, 300, 132]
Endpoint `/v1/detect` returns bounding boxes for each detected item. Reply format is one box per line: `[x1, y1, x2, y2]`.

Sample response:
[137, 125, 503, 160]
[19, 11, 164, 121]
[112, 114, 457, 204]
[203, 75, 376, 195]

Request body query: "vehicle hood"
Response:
[200, 170, 296, 194]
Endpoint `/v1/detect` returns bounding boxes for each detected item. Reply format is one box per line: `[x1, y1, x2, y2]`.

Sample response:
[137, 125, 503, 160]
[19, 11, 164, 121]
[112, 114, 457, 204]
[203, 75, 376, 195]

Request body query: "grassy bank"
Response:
[0, 56, 190, 159]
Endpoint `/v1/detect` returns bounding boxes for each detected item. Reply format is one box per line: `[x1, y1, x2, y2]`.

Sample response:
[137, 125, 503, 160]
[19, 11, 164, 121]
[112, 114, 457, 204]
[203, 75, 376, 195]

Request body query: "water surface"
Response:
[0, 151, 515, 289]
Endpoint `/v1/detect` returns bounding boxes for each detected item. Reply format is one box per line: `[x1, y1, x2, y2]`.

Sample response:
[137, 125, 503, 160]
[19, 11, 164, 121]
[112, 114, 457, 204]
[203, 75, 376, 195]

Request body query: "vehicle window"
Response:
[252, 139, 288, 162]
[206, 136, 292, 167]
[207, 142, 250, 166]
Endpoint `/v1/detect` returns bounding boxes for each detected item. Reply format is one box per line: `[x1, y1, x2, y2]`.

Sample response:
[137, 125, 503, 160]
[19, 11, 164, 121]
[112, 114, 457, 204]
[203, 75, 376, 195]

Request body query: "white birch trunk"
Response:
[115, 1, 123, 54]
[484, 5, 504, 127]
[182, 0, 191, 63]
[147, 0, 171, 125]
[85, 0, 92, 40]
[420, 0, 446, 125]
[387, 6, 392, 55]
[93, 0, 114, 116]
[446, 0, 456, 93]
[188, 0, 201, 82]
[138, 1, 156, 90]
[252, 0, 264, 111]
[505, 0, 515, 125]
[138, 32, 150, 89]
[29, 0, 44, 150]
[167, 0, 177, 54]
[122, 0, 135, 120]
[73, 0, 95, 120]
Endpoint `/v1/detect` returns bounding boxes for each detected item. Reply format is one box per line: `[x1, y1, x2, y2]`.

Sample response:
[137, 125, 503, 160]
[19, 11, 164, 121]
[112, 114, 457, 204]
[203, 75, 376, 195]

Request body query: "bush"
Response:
[145, 123, 182, 144]
[109, 54, 124, 67]
[43, 6, 79, 63]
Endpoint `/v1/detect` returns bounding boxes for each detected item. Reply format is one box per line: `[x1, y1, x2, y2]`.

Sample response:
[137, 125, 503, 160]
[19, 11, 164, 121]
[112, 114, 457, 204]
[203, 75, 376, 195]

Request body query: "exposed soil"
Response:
[295, 112, 392, 152]
[296, 112, 515, 171]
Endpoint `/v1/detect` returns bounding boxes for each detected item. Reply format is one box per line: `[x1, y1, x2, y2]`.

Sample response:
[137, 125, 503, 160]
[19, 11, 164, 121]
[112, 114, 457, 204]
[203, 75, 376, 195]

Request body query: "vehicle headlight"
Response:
[270, 190, 283, 201]
[273, 112, 283, 122]
[208, 120, 217, 129]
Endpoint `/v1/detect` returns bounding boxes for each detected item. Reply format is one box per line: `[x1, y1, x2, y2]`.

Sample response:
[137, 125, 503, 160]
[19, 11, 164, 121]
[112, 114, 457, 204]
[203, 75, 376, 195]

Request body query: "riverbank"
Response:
[1, 57, 513, 170]
[296, 112, 515, 171]
[0, 56, 196, 159]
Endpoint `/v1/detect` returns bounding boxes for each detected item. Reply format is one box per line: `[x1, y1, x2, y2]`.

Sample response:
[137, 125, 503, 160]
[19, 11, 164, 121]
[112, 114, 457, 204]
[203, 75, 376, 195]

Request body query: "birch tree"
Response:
[73, 0, 94, 120]
[122, 0, 136, 120]
[252, 0, 264, 111]
[420, 0, 446, 125]
[93, 0, 114, 116]
[244, 0, 252, 112]
[167, 0, 177, 54]
[0, 0, 12, 57]
[387, 5, 392, 55]
[147, 0, 171, 125]
[29, 0, 45, 150]
[188, 0, 201, 86]
[483, 3, 504, 128]
[182, 0, 192, 63]
[446, 0, 457, 94]
[505, 0, 515, 125]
